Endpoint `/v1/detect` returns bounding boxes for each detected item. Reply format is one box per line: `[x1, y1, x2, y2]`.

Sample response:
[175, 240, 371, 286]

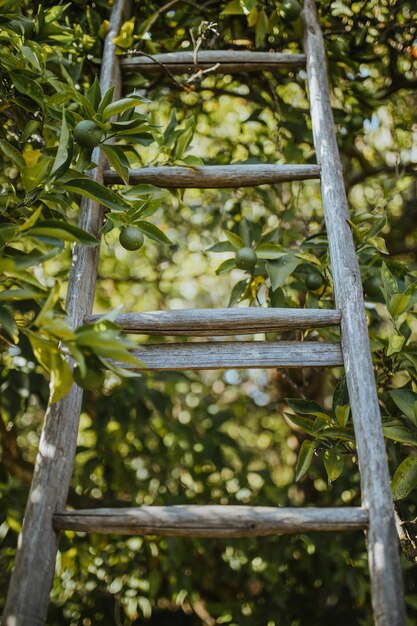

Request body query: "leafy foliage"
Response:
[1, 0, 417, 624]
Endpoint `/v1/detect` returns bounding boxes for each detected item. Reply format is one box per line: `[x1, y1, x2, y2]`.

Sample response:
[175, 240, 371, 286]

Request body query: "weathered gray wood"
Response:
[104, 163, 320, 188]
[86, 308, 341, 336]
[303, 2, 406, 624]
[111, 340, 343, 370]
[120, 50, 306, 74]
[1, 3, 129, 626]
[53, 506, 368, 537]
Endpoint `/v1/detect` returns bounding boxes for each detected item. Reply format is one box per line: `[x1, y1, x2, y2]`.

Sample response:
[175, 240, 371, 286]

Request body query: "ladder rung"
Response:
[110, 340, 343, 371]
[53, 506, 368, 536]
[86, 308, 341, 336]
[103, 164, 320, 188]
[120, 50, 306, 74]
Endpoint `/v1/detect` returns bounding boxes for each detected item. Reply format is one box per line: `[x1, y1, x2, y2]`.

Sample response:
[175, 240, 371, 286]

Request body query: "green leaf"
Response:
[28, 220, 98, 246]
[179, 155, 204, 167]
[228, 280, 248, 306]
[75, 329, 141, 364]
[0, 138, 26, 170]
[28, 333, 73, 404]
[10, 72, 45, 109]
[267, 255, 300, 291]
[255, 243, 283, 259]
[173, 121, 194, 160]
[324, 449, 344, 482]
[255, 9, 269, 48]
[101, 144, 130, 184]
[50, 109, 73, 179]
[295, 440, 315, 481]
[86, 76, 101, 110]
[284, 412, 322, 435]
[35, 281, 60, 327]
[17, 207, 43, 232]
[0, 288, 43, 301]
[163, 109, 178, 145]
[0, 305, 17, 340]
[63, 178, 131, 212]
[73, 92, 97, 119]
[318, 427, 355, 442]
[381, 262, 398, 299]
[285, 398, 331, 421]
[391, 457, 417, 500]
[49, 349, 73, 403]
[366, 215, 387, 238]
[97, 86, 116, 115]
[21, 120, 40, 143]
[135, 220, 172, 245]
[221, 0, 245, 14]
[125, 184, 167, 199]
[21, 156, 52, 193]
[389, 389, 417, 427]
[207, 241, 235, 253]
[37, 312, 75, 341]
[241, 0, 258, 14]
[403, 281, 417, 309]
[386, 334, 405, 356]
[335, 404, 350, 428]
[332, 378, 350, 426]
[102, 96, 149, 121]
[366, 236, 388, 254]
[215, 258, 236, 275]
[383, 425, 417, 447]
[388, 293, 410, 318]
[224, 230, 245, 249]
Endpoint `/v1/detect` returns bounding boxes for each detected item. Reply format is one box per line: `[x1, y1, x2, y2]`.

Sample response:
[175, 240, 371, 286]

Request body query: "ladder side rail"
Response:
[2, 2, 128, 624]
[302, 2, 406, 625]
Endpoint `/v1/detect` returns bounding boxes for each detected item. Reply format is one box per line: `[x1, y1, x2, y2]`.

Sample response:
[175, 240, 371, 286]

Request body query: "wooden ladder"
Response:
[2, 1, 407, 624]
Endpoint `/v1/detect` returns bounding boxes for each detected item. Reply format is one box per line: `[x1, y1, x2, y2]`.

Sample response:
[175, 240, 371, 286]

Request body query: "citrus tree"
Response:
[1, 0, 417, 624]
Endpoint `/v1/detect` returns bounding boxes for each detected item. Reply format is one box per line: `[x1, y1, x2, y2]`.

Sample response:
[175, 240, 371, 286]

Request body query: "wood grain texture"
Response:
[104, 163, 321, 188]
[111, 340, 343, 370]
[120, 50, 306, 74]
[303, 1, 406, 624]
[86, 308, 341, 336]
[1, 3, 130, 626]
[53, 506, 368, 537]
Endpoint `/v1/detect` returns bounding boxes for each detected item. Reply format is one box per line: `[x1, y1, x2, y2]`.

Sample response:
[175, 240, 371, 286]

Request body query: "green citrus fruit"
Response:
[73, 365, 105, 391]
[119, 226, 144, 251]
[73, 120, 103, 149]
[280, 0, 302, 21]
[363, 276, 381, 297]
[235, 247, 257, 271]
[305, 271, 325, 291]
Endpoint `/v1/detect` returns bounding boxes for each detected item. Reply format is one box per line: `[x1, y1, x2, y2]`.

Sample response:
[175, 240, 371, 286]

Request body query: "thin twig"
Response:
[125, 50, 187, 91]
